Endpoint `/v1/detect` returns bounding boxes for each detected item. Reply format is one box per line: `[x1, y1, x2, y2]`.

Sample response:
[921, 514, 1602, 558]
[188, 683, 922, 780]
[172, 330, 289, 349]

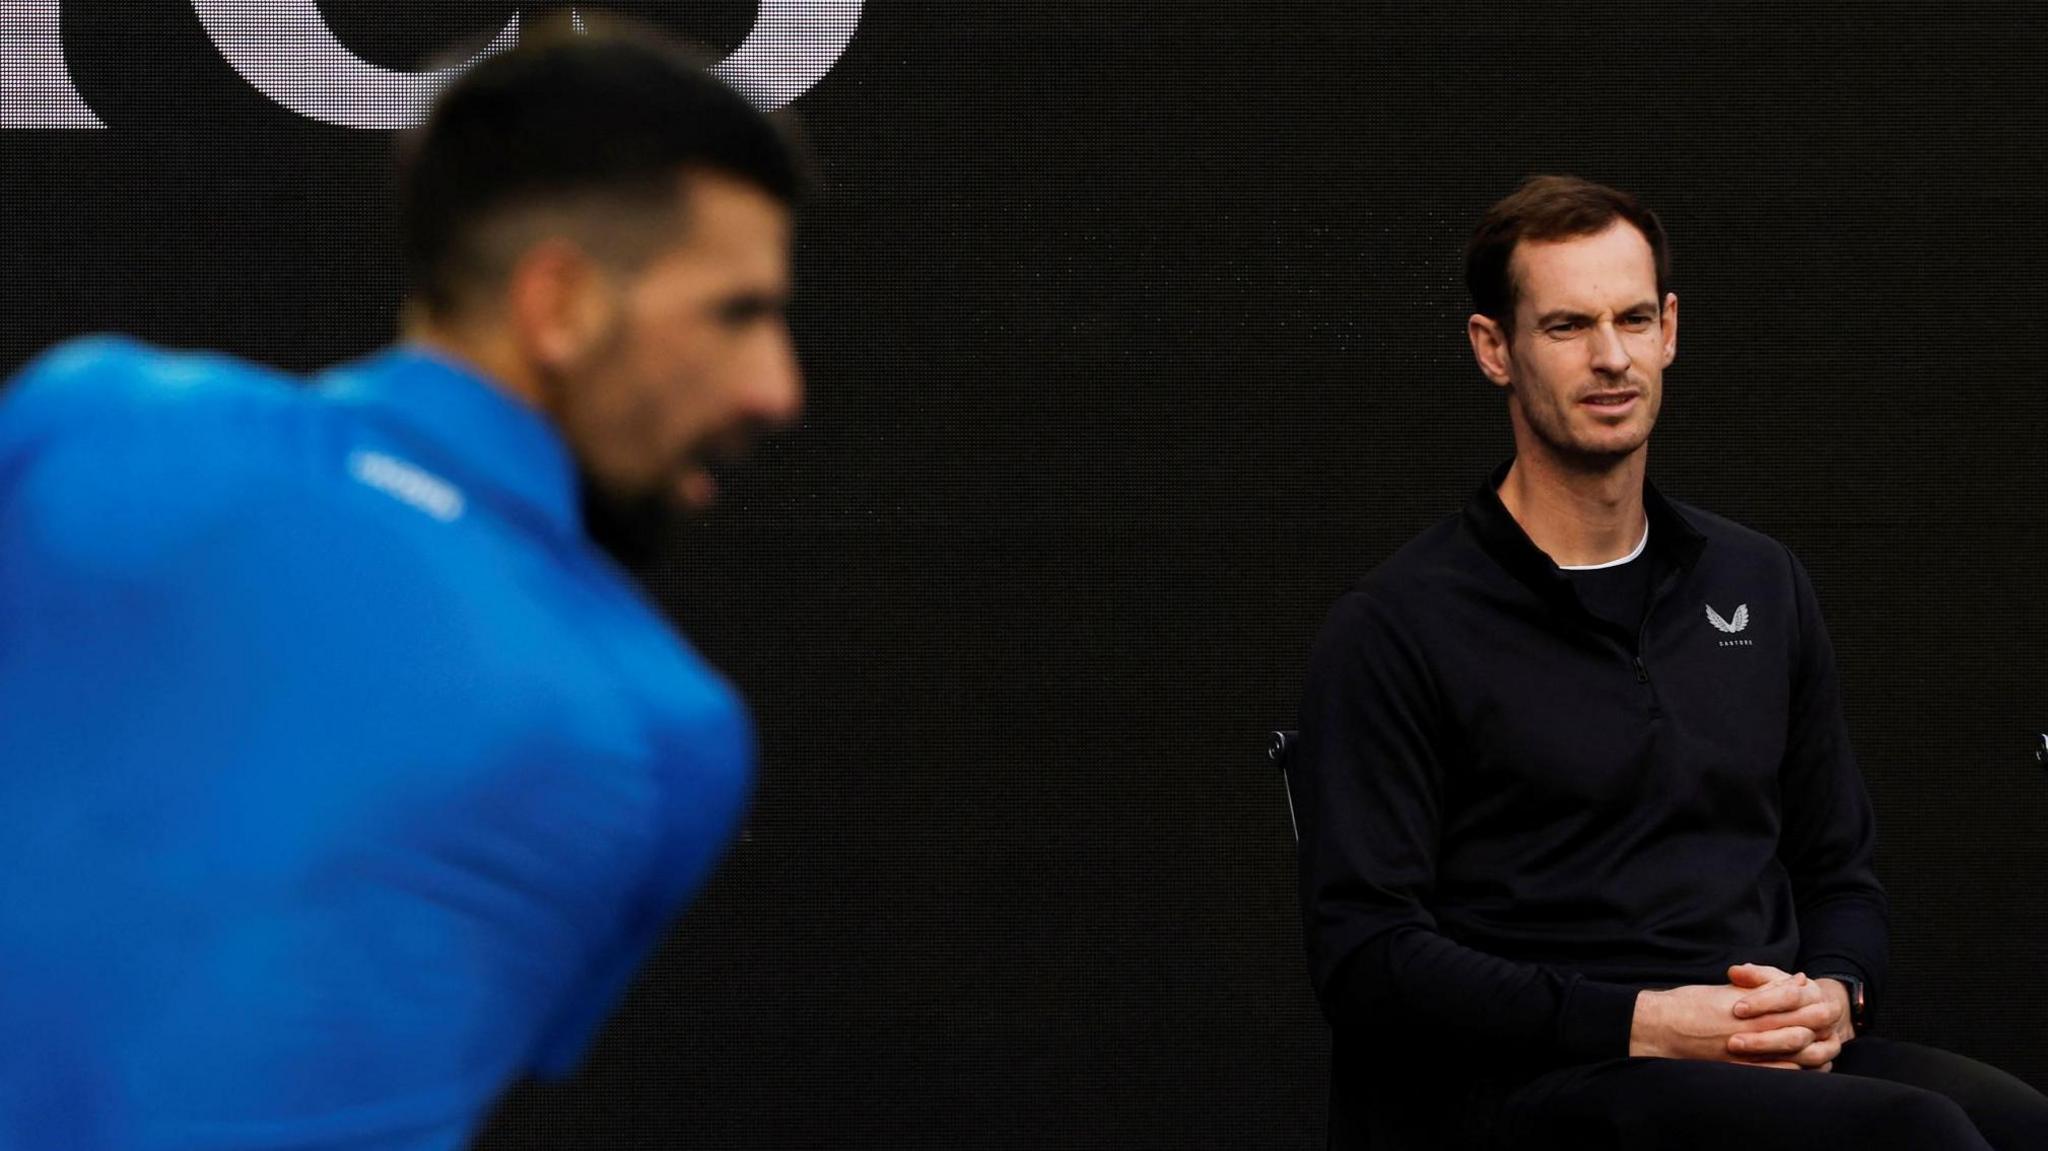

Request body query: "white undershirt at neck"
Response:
[1558, 521, 1650, 571]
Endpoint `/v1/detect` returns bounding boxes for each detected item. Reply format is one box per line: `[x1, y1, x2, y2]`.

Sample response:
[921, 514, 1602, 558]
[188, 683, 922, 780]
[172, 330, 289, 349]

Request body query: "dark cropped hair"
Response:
[1465, 175, 1670, 332]
[400, 15, 806, 318]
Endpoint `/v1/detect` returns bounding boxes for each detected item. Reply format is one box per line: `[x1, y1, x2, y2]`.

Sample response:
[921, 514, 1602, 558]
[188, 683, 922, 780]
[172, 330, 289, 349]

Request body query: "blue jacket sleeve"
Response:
[1297, 591, 1640, 1064]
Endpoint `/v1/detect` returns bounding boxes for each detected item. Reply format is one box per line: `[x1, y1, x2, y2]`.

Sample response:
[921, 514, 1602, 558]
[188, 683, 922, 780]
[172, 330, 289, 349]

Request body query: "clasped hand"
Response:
[1630, 963, 1855, 1071]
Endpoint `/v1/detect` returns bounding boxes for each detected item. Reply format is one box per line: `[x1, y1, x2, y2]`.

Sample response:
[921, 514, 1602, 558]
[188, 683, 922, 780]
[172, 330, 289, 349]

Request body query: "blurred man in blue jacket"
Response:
[0, 18, 803, 1149]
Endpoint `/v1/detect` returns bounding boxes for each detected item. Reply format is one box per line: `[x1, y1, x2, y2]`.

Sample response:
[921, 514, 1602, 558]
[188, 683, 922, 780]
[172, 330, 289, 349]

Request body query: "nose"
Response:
[751, 329, 804, 428]
[1590, 319, 1632, 376]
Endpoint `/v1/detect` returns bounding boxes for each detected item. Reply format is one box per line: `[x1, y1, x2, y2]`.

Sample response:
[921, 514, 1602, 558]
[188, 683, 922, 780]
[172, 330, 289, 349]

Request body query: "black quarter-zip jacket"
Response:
[1297, 463, 1887, 1085]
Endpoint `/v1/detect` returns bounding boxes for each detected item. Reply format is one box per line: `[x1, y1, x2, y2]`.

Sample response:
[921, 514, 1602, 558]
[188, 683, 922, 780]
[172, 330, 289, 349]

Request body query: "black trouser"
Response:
[1492, 1037, 2048, 1149]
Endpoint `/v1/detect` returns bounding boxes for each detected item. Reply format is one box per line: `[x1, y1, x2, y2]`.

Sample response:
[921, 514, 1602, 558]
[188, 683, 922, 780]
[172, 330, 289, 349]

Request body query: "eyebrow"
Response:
[716, 290, 792, 319]
[1531, 300, 1660, 327]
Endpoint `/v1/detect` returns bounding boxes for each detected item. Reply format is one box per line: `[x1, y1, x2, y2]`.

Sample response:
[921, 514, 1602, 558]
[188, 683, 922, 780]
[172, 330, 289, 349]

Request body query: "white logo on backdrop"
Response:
[0, 1, 104, 127]
[0, 1, 860, 129]
[188, 2, 523, 130]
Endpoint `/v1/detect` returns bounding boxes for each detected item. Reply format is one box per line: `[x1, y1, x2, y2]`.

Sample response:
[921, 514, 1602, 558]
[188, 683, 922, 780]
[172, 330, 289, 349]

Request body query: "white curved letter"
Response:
[188, 1, 518, 130]
[0, 1, 105, 127]
[712, 0, 862, 110]
[10, 2, 862, 130]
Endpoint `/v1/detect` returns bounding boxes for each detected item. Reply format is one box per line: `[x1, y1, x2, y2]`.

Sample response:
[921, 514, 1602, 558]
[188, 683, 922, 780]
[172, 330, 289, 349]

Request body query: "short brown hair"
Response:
[1465, 175, 1670, 331]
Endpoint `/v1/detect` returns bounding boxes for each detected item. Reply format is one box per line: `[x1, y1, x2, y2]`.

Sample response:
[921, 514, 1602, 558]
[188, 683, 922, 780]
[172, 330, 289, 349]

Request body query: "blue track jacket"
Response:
[0, 338, 752, 1150]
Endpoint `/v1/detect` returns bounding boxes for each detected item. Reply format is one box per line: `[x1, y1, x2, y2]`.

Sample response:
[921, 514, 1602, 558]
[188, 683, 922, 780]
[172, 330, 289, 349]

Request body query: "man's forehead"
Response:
[1510, 222, 1658, 312]
[677, 169, 790, 231]
[644, 173, 792, 285]
[671, 174, 790, 250]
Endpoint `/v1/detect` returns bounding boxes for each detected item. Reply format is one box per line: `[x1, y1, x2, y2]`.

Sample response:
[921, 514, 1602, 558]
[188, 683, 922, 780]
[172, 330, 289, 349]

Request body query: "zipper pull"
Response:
[1633, 656, 1650, 684]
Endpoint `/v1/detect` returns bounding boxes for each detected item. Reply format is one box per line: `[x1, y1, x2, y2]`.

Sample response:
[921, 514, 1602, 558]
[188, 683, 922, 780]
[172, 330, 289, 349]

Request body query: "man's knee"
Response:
[1863, 1090, 1990, 1149]
[1968, 1079, 2048, 1151]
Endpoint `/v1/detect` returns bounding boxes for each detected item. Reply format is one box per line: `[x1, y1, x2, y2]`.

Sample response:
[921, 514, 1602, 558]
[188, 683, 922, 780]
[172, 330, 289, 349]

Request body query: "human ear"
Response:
[506, 239, 619, 376]
[1660, 292, 1679, 366]
[1468, 313, 1514, 389]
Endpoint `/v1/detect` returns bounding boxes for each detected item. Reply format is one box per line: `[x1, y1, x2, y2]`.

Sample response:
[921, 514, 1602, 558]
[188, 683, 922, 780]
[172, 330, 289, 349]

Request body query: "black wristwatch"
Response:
[1817, 973, 1868, 1030]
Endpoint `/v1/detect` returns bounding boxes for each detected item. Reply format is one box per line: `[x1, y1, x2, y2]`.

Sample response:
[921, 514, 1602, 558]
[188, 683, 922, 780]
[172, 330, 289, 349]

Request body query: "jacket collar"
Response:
[1463, 458, 1708, 612]
[315, 345, 581, 540]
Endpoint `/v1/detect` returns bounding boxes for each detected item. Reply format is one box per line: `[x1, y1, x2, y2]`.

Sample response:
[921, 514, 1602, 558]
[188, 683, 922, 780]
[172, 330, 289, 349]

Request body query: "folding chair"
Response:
[1266, 728, 1300, 843]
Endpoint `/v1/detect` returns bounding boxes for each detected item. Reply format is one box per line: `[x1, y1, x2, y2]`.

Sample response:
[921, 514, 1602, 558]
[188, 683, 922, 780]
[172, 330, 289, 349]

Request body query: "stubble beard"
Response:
[579, 466, 689, 574]
[1516, 384, 1656, 474]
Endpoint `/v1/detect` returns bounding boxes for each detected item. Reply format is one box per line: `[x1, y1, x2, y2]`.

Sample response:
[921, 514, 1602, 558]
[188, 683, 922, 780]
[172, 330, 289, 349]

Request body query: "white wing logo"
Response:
[1705, 603, 1750, 634]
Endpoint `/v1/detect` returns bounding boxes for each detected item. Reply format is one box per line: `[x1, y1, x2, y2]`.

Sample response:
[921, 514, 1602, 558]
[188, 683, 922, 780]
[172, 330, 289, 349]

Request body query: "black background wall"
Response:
[3, 2, 2044, 1147]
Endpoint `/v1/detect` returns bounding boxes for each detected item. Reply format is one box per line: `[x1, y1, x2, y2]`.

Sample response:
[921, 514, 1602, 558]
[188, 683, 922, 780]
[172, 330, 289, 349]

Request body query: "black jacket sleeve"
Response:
[1777, 551, 1889, 1006]
[1297, 590, 1639, 1064]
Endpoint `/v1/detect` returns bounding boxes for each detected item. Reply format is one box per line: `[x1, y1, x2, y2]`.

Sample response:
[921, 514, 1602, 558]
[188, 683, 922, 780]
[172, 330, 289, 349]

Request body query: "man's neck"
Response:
[401, 312, 552, 419]
[1497, 446, 1649, 569]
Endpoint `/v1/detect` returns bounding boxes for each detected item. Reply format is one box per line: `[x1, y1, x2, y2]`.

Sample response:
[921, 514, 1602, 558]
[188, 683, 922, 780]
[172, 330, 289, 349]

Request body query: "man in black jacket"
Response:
[1297, 175, 2048, 1149]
